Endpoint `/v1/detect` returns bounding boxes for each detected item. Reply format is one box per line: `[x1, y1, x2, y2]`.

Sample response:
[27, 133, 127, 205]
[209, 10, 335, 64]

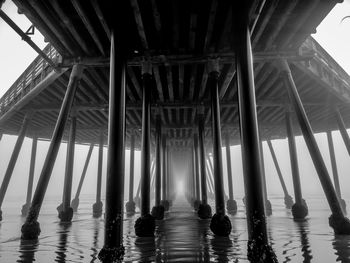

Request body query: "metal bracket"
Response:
[25, 25, 35, 35]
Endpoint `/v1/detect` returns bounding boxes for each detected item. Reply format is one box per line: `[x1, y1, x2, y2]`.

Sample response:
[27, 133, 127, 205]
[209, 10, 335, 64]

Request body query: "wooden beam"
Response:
[23, 99, 344, 114]
[126, 84, 136, 102]
[166, 66, 174, 101]
[13, 0, 74, 56]
[167, 108, 172, 125]
[176, 108, 180, 124]
[130, 0, 149, 50]
[71, 0, 105, 55]
[50, 1, 91, 55]
[87, 69, 109, 99]
[153, 66, 164, 101]
[83, 71, 108, 101]
[203, 0, 218, 52]
[79, 77, 101, 103]
[219, 63, 236, 99]
[189, 14, 197, 50]
[252, 0, 278, 48]
[150, 0, 161, 32]
[127, 67, 142, 100]
[59, 51, 314, 68]
[216, 8, 232, 52]
[179, 64, 185, 100]
[198, 66, 208, 100]
[189, 65, 198, 101]
[90, 0, 111, 41]
[172, 0, 180, 49]
[263, 0, 298, 50]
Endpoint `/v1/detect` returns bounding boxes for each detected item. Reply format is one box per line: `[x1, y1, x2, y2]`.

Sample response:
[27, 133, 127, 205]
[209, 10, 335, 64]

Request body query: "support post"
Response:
[206, 163, 215, 199]
[279, 59, 350, 234]
[125, 132, 136, 215]
[207, 157, 215, 196]
[224, 135, 237, 215]
[327, 131, 346, 213]
[334, 109, 350, 156]
[285, 110, 308, 219]
[161, 135, 169, 210]
[208, 60, 231, 236]
[150, 167, 155, 195]
[98, 31, 126, 261]
[92, 130, 104, 218]
[71, 143, 94, 212]
[58, 114, 77, 222]
[186, 158, 192, 203]
[259, 138, 272, 216]
[189, 145, 195, 207]
[22, 135, 38, 217]
[151, 115, 165, 220]
[167, 148, 172, 207]
[193, 134, 201, 211]
[134, 62, 155, 237]
[21, 64, 83, 240]
[150, 157, 156, 197]
[135, 178, 141, 207]
[233, 2, 277, 260]
[267, 140, 294, 209]
[197, 110, 212, 219]
[186, 154, 191, 204]
[0, 113, 32, 221]
[206, 174, 213, 198]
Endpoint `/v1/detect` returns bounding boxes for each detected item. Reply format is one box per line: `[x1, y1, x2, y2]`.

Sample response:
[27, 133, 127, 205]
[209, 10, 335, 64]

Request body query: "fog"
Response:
[1, 1, 350, 206]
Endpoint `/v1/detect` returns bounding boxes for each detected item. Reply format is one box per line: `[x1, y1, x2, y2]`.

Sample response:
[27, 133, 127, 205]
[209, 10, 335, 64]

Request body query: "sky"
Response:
[0, 1, 350, 210]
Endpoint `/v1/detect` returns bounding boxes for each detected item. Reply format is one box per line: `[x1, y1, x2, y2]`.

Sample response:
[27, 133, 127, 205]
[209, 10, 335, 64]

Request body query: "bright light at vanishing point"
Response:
[176, 180, 184, 195]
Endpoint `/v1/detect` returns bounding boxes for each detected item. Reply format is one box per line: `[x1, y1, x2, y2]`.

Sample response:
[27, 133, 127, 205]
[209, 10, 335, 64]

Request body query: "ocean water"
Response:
[0, 194, 350, 262]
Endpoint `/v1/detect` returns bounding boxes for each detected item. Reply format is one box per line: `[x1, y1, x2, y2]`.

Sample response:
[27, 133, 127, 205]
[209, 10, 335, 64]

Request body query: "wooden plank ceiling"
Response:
[3, 0, 348, 149]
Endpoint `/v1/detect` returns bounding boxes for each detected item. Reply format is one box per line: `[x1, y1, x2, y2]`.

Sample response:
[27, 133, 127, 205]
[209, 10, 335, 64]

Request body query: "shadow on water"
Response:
[332, 234, 350, 262]
[294, 220, 312, 263]
[154, 219, 164, 262]
[55, 222, 72, 263]
[90, 219, 100, 263]
[281, 235, 294, 263]
[210, 235, 234, 263]
[198, 219, 211, 262]
[17, 238, 39, 262]
[150, 202, 228, 262]
[135, 236, 156, 262]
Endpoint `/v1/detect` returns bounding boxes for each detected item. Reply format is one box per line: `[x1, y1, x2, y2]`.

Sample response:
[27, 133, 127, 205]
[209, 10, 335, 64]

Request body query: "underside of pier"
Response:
[1, 0, 350, 262]
[0, 0, 348, 148]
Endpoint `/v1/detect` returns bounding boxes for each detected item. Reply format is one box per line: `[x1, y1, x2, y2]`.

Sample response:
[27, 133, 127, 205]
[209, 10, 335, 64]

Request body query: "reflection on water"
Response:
[17, 238, 38, 262]
[210, 236, 234, 263]
[135, 237, 155, 262]
[90, 219, 101, 262]
[333, 235, 350, 262]
[295, 220, 313, 263]
[0, 195, 349, 262]
[55, 223, 71, 262]
[198, 219, 210, 262]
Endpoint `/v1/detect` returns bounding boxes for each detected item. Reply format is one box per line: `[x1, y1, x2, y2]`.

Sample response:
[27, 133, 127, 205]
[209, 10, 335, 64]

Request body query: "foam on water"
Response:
[0, 195, 350, 262]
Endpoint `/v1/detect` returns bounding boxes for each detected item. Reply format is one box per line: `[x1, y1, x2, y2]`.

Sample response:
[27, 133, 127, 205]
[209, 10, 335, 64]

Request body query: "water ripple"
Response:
[0, 196, 346, 262]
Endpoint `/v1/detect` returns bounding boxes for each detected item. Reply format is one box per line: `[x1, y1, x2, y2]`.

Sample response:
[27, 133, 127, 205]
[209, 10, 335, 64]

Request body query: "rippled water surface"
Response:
[1, 195, 350, 262]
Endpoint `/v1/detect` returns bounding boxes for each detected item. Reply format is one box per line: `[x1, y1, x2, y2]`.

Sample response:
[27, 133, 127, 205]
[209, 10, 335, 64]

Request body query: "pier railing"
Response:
[0, 37, 349, 120]
[0, 44, 60, 116]
[299, 37, 350, 102]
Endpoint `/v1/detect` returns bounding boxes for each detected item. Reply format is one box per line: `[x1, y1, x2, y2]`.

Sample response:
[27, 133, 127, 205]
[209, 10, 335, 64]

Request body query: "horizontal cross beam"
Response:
[59, 51, 314, 68]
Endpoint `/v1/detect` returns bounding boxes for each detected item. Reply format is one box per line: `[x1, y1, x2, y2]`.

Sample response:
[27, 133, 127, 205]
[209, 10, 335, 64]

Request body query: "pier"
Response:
[1, 0, 350, 262]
